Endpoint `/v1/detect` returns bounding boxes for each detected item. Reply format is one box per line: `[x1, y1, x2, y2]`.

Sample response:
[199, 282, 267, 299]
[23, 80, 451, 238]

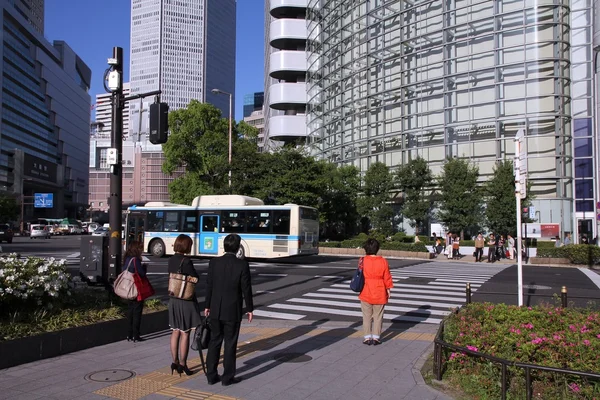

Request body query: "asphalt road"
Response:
[3, 236, 600, 323]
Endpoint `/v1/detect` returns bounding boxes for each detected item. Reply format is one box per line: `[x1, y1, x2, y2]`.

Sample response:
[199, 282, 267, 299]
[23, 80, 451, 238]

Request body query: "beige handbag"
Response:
[168, 259, 198, 300]
[113, 259, 138, 300]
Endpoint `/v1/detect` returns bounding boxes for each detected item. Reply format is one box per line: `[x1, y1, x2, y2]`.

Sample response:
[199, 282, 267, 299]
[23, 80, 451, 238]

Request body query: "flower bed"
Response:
[0, 254, 166, 341]
[441, 303, 600, 399]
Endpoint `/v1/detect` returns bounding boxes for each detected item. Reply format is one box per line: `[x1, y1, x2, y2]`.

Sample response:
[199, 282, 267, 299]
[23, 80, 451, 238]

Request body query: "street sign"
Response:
[34, 193, 53, 208]
[529, 206, 536, 220]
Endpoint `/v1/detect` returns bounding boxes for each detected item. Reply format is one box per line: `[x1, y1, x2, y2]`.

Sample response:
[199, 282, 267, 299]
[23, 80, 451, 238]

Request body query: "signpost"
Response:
[34, 193, 53, 208]
[514, 129, 526, 306]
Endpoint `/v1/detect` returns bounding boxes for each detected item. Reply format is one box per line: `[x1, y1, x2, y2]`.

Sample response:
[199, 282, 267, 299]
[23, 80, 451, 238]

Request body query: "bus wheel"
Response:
[150, 239, 165, 257]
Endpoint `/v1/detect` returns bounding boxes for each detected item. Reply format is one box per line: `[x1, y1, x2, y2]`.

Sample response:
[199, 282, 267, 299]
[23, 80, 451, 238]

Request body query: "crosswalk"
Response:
[253, 262, 510, 324]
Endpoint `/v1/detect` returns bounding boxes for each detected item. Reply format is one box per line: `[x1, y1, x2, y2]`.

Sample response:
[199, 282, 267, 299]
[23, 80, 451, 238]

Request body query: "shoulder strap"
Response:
[177, 257, 186, 274]
[126, 257, 134, 271]
[358, 257, 364, 270]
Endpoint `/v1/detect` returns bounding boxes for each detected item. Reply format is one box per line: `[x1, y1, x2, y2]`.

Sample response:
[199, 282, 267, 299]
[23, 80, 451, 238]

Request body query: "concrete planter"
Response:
[319, 247, 434, 259]
[0, 309, 168, 369]
[530, 257, 572, 265]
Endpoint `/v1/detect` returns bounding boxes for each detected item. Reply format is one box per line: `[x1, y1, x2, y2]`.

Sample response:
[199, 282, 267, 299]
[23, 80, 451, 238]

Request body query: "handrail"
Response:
[434, 317, 600, 400]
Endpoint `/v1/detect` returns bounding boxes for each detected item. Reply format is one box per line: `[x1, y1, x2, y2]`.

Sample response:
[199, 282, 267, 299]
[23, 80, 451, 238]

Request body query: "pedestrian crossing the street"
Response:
[253, 262, 510, 324]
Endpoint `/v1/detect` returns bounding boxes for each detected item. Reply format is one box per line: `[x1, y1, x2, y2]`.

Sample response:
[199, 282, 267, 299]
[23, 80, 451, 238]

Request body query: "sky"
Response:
[44, 0, 265, 119]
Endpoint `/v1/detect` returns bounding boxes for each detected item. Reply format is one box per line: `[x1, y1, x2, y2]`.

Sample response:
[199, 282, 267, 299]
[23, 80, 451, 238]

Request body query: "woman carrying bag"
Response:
[124, 241, 147, 342]
[168, 234, 202, 376]
[359, 238, 393, 346]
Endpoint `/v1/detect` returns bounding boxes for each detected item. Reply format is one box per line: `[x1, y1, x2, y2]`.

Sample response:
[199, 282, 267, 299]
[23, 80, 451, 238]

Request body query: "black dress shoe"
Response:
[132, 337, 145, 342]
[222, 377, 242, 386]
[207, 376, 220, 385]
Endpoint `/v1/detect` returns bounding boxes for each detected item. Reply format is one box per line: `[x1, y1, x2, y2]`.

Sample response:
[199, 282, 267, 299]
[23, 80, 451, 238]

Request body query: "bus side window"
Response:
[164, 211, 179, 232]
[202, 216, 218, 232]
[272, 210, 290, 234]
[221, 211, 245, 233]
[182, 211, 198, 232]
[247, 211, 270, 233]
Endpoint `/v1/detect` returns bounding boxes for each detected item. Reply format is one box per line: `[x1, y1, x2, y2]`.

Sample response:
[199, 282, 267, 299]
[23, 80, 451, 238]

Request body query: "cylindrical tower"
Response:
[265, 0, 309, 144]
[307, 0, 573, 234]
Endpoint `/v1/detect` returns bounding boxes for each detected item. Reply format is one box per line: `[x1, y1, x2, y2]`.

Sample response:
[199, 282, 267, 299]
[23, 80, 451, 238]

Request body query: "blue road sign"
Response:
[34, 193, 53, 208]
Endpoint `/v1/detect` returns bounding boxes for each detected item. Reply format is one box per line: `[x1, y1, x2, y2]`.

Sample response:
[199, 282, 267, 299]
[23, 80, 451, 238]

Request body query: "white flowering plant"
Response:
[0, 254, 71, 312]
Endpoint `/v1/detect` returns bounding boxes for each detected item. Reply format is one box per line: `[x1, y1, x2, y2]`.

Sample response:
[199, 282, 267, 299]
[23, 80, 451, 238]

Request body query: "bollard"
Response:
[466, 282, 472, 304]
[561, 286, 567, 308]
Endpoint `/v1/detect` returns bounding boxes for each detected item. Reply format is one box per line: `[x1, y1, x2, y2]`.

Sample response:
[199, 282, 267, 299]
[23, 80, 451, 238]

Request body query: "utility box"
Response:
[80, 236, 109, 284]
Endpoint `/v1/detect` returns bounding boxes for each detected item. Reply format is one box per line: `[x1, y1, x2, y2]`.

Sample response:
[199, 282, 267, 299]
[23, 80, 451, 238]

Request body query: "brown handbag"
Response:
[168, 258, 198, 300]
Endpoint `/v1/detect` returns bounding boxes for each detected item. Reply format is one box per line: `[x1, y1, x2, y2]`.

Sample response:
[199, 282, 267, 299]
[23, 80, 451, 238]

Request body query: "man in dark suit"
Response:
[204, 234, 254, 386]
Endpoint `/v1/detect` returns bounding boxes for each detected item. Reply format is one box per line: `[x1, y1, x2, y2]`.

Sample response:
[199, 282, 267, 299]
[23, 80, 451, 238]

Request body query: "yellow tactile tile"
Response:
[94, 376, 171, 400]
[156, 386, 239, 399]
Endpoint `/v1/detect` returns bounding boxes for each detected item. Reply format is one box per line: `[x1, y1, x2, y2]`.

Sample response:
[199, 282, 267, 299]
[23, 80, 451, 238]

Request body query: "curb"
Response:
[412, 342, 455, 399]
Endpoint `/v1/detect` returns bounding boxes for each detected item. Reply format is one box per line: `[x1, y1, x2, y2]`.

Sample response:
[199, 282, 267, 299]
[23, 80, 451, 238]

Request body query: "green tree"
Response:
[485, 160, 533, 235]
[319, 164, 360, 239]
[357, 162, 395, 235]
[395, 157, 433, 235]
[0, 195, 19, 222]
[437, 157, 483, 237]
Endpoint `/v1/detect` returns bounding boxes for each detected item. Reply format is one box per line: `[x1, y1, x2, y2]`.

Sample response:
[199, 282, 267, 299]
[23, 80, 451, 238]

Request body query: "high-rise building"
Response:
[243, 109, 265, 151]
[12, 0, 44, 34]
[93, 82, 131, 137]
[304, 0, 596, 240]
[0, 0, 91, 222]
[264, 0, 309, 147]
[129, 0, 236, 124]
[243, 92, 264, 118]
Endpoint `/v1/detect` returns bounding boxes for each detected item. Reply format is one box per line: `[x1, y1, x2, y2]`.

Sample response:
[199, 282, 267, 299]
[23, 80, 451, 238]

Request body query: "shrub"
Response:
[0, 255, 71, 312]
[318, 241, 341, 248]
[536, 245, 600, 265]
[442, 303, 600, 399]
[380, 242, 428, 252]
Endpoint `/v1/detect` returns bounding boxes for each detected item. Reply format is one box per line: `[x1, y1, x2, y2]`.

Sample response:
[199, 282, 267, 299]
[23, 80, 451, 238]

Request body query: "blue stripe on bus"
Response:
[144, 232, 300, 240]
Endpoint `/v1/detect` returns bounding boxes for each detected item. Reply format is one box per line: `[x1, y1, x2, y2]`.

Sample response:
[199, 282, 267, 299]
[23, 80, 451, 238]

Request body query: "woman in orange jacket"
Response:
[358, 238, 393, 345]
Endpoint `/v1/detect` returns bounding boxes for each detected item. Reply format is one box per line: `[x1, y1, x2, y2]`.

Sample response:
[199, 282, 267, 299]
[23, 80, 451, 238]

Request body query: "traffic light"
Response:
[522, 207, 529, 219]
[149, 102, 169, 144]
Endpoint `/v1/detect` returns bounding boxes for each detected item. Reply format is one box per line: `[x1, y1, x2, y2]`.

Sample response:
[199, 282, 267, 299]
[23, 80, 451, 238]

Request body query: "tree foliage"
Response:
[485, 160, 533, 236]
[0, 196, 19, 223]
[319, 164, 360, 239]
[437, 158, 483, 236]
[357, 162, 395, 235]
[395, 157, 433, 235]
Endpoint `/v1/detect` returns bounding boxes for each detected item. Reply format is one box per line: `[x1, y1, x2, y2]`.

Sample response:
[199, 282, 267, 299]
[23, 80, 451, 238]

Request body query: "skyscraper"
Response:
[129, 0, 236, 128]
[13, 0, 44, 34]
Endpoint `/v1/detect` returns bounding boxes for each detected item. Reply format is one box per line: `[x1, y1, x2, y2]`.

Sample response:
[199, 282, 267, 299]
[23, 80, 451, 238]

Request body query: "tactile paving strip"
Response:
[157, 386, 238, 399]
[94, 376, 171, 400]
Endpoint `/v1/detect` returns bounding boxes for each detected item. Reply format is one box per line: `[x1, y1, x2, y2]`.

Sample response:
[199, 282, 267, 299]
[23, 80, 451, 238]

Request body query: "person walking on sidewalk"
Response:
[474, 233, 485, 262]
[124, 241, 146, 342]
[205, 234, 254, 386]
[359, 238, 393, 346]
[487, 233, 497, 263]
[168, 235, 202, 377]
[507, 234, 515, 259]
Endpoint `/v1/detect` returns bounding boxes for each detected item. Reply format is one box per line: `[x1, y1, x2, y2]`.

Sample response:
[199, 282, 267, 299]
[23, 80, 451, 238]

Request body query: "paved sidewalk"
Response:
[0, 320, 451, 400]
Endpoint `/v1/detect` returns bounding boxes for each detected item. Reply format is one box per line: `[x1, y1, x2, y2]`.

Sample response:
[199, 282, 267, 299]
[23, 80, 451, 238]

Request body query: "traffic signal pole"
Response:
[105, 47, 165, 282]
[108, 47, 124, 280]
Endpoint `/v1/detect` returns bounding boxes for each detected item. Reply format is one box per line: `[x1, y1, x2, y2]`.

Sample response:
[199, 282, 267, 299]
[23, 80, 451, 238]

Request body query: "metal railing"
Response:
[432, 284, 600, 399]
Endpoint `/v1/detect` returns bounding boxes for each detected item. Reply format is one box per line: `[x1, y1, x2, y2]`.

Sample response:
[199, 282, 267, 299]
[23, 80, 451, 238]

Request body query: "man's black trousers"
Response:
[206, 319, 241, 383]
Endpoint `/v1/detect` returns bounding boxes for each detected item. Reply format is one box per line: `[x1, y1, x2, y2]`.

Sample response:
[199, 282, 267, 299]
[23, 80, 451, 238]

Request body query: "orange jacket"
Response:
[358, 255, 393, 305]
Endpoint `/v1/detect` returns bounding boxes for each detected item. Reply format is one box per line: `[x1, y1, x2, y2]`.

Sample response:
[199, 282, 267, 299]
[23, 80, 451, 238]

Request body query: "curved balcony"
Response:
[270, 0, 307, 19]
[270, 51, 307, 81]
[268, 82, 307, 112]
[269, 115, 307, 140]
[270, 19, 308, 50]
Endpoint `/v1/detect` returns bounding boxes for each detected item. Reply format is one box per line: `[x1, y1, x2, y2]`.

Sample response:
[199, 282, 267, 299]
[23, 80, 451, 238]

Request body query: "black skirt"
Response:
[168, 297, 202, 332]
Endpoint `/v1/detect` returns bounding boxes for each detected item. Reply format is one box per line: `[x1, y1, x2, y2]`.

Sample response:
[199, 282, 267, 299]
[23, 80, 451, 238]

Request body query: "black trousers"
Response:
[474, 247, 483, 262]
[488, 247, 496, 262]
[206, 319, 241, 383]
[127, 300, 144, 338]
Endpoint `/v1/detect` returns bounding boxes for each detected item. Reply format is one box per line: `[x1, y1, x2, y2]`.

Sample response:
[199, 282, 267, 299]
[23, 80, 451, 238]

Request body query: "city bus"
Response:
[125, 195, 319, 259]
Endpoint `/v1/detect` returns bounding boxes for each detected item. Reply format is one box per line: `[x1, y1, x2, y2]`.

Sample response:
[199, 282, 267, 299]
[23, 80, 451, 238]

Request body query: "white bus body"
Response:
[125, 195, 319, 258]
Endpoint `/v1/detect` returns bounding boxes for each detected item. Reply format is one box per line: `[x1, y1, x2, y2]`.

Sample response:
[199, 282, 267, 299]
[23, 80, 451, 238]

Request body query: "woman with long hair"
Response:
[168, 234, 202, 376]
[124, 241, 146, 342]
[358, 238, 393, 346]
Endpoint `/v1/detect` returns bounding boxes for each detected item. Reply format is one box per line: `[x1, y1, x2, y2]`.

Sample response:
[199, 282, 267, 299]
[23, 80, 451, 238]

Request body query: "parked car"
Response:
[30, 224, 51, 239]
[69, 225, 83, 235]
[0, 224, 13, 243]
[92, 227, 109, 237]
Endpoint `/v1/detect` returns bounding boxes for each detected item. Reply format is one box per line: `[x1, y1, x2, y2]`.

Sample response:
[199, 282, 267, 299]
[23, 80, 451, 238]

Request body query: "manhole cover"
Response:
[273, 353, 312, 363]
[523, 284, 552, 290]
[85, 369, 136, 382]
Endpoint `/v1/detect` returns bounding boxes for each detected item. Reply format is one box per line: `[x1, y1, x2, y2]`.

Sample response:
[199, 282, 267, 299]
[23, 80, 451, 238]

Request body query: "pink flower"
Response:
[449, 352, 457, 361]
[532, 338, 544, 345]
[466, 345, 478, 352]
[581, 326, 590, 333]
[569, 325, 577, 332]
[459, 332, 464, 336]
[584, 340, 591, 346]
[569, 383, 581, 393]
[521, 323, 534, 329]
[553, 334, 562, 341]
[597, 334, 600, 339]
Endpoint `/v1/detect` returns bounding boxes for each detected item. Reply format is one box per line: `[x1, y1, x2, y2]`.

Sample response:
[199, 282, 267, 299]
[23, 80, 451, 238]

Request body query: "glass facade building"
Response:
[0, 0, 91, 220]
[307, 0, 584, 237]
[244, 91, 264, 118]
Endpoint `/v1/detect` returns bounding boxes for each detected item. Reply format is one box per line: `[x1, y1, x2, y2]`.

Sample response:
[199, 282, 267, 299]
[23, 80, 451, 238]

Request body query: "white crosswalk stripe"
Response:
[255, 261, 510, 324]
